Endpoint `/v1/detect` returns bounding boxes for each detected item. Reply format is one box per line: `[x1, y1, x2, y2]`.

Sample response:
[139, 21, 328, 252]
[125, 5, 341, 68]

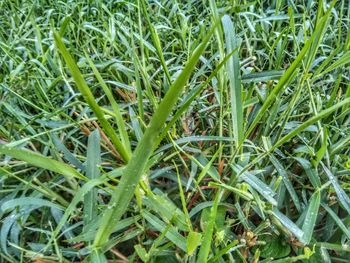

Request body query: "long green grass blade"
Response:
[0, 145, 85, 182]
[321, 162, 350, 215]
[93, 23, 218, 248]
[245, 13, 332, 138]
[222, 15, 243, 148]
[53, 32, 131, 162]
[301, 190, 320, 244]
[84, 130, 101, 230]
[273, 98, 350, 148]
[197, 190, 222, 262]
[85, 55, 131, 155]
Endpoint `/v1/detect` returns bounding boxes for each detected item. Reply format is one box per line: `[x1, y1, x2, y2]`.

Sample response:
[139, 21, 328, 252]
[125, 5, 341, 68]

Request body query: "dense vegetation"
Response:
[1, 0, 350, 262]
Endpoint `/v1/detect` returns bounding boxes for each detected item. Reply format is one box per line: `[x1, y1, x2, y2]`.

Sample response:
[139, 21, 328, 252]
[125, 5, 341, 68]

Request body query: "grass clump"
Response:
[1, 0, 350, 262]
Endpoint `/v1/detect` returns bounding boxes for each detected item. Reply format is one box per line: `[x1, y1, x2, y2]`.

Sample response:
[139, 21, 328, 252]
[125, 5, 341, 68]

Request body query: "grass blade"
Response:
[142, 210, 187, 252]
[271, 209, 304, 241]
[222, 15, 243, 148]
[187, 231, 202, 256]
[321, 162, 350, 215]
[93, 23, 218, 248]
[197, 190, 223, 262]
[273, 98, 350, 148]
[322, 204, 350, 240]
[232, 165, 277, 206]
[270, 155, 301, 211]
[53, 32, 130, 162]
[85, 55, 131, 155]
[84, 130, 101, 230]
[140, 0, 171, 85]
[1, 198, 64, 212]
[301, 190, 321, 244]
[0, 145, 85, 183]
[245, 14, 332, 138]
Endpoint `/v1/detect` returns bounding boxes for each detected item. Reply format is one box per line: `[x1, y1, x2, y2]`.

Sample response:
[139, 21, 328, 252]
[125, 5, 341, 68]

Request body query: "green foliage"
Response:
[1, 0, 350, 262]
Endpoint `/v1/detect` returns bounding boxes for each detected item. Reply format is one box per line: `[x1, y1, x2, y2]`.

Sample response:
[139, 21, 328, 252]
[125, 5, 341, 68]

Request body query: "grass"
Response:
[0, 0, 350, 262]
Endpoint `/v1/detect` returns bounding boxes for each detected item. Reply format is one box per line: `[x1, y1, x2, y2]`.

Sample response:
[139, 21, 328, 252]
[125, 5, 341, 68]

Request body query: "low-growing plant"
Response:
[0, 0, 350, 262]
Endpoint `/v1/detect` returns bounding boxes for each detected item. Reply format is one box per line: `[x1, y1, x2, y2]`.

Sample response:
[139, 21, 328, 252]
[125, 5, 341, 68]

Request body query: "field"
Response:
[1, 0, 350, 262]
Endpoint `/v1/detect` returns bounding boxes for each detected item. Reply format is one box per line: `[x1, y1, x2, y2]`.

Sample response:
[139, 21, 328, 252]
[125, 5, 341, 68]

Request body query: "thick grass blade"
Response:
[0, 145, 85, 183]
[232, 165, 277, 206]
[222, 15, 243, 148]
[197, 190, 223, 263]
[51, 134, 84, 170]
[53, 32, 130, 162]
[90, 249, 108, 263]
[270, 155, 301, 211]
[84, 130, 101, 230]
[322, 204, 350, 240]
[187, 231, 202, 256]
[294, 157, 321, 188]
[301, 190, 321, 244]
[93, 23, 218, 248]
[1, 197, 64, 212]
[321, 162, 350, 215]
[271, 208, 304, 241]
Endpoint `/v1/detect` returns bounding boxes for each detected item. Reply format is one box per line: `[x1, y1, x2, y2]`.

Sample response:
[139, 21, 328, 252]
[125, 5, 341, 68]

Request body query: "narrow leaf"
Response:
[0, 145, 85, 182]
[84, 130, 101, 229]
[53, 32, 130, 162]
[222, 15, 243, 148]
[93, 23, 218, 248]
[321, 162, 350, 215]
[301, 190, 321, 244]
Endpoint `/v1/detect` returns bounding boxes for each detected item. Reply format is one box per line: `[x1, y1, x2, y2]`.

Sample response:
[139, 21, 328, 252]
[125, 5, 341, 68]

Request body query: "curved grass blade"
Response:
[0, 145, 85, 183]
[1, 197, 64, 212]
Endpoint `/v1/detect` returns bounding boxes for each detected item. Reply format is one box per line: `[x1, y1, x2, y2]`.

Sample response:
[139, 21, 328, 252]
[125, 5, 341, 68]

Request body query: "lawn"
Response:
[0, 0, 350, 262]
